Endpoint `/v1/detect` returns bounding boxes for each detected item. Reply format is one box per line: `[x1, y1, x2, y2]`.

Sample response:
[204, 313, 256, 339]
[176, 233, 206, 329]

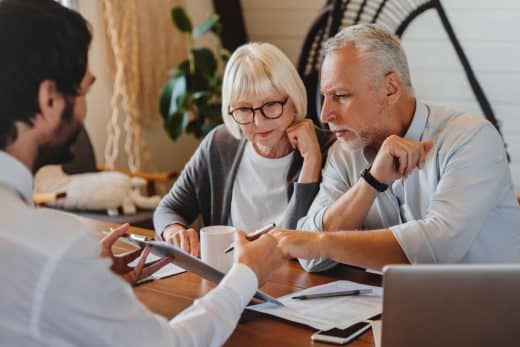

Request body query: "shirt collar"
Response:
[403, 100, 429, 141]
[0, 151, 34, 205]
[363, 100, 429, 164]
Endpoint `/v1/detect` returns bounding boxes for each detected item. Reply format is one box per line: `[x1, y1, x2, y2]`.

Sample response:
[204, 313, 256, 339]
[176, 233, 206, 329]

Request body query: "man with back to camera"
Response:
[0, 1, 283, 346]
[270, 24, 520, 271]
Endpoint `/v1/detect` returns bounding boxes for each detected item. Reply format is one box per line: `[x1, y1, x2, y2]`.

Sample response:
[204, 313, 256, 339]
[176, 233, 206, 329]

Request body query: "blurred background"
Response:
[69, 0, 519, 188]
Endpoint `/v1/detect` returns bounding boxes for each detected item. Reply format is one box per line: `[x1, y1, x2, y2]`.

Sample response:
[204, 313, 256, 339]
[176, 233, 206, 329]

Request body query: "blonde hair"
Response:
[221, 42, 307, 139]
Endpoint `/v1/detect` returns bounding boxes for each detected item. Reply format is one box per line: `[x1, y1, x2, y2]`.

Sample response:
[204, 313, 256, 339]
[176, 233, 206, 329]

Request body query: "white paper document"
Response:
[247, 280, 382, 330]
[130, 252, 186, 279]
[370, 320, 382, 347]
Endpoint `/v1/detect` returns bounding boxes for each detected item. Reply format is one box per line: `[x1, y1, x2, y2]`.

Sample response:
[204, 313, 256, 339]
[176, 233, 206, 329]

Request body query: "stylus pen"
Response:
[292, 288, 372, 300]
[224, 222, 276, 254]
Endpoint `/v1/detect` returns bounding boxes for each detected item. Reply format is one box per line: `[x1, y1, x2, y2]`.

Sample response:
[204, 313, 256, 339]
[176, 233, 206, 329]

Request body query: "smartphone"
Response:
[311, 321, 371, 345]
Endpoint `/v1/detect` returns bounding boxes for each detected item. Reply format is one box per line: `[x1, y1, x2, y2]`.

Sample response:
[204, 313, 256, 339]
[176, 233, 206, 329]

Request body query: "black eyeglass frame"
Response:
[227, 97, 289, 125]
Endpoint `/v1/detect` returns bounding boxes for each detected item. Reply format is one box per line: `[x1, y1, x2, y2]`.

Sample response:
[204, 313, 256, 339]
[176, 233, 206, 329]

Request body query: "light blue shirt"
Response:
[298, 102, 520, 271]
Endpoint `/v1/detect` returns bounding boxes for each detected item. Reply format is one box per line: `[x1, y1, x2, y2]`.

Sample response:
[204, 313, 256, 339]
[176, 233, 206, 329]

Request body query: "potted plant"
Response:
[159, 6, 230, 140]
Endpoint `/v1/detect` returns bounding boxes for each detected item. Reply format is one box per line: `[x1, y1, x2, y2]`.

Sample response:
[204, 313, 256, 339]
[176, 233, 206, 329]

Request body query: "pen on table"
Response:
[224, 222, 276, 254]
[134, 276, 155, 286]
[291, 288, 372, 300]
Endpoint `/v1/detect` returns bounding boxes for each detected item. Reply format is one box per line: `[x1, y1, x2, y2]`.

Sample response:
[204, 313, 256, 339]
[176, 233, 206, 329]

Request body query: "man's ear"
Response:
[383, 72, 403, 105]
[36, 80, 63, 123]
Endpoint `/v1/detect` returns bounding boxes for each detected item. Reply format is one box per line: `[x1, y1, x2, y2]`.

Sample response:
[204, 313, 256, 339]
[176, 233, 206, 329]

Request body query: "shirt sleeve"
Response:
[169, 263, 258, 346]
[37, 231, 257, 347]
[296, 144, 352, 272]
[391, 122, 511, 263]
[278, 129, 337, 230]
[153, 131, 214, 238]
[278, 182, 320, 229]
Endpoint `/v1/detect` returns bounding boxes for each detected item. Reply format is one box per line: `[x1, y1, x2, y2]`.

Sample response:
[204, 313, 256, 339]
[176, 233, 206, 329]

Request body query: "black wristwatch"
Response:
[360, 165, 388, 192]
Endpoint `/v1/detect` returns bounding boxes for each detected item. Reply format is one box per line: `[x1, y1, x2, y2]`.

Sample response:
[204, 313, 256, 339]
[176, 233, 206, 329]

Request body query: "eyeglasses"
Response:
[228, 97, 289, 125]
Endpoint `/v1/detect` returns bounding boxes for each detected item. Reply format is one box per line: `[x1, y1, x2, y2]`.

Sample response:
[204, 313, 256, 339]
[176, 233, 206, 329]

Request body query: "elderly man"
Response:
[271, 24, 520, 272]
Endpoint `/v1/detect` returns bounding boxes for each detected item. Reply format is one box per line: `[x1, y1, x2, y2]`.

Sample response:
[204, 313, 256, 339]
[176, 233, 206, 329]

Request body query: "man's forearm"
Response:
[318, 229, 409, 271]
[322, 179, 379, 231]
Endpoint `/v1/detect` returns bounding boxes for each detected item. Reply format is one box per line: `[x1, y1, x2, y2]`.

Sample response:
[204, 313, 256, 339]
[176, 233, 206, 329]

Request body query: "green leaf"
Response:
[220, 48, 231, 62]
[210, 21, 222, 36]
[187, 119, 204, 138]
[176, 60, 190, 75]
[207, 74, 220, 89]
[179, 92, 194, 110]
[171, 6, 192, 33]
[196, 101, 222, 130]
[192, 47, 217, 78]
[159, 74, 187, 121]
[193, 14, 220, 38]
[164, 111, 189, 140]
[159, 79, 174, 120]
[193, 91, 212, 103]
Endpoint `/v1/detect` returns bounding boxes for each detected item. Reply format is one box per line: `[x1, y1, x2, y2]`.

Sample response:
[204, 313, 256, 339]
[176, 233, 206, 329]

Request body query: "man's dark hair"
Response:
[0, 0, 92, 149]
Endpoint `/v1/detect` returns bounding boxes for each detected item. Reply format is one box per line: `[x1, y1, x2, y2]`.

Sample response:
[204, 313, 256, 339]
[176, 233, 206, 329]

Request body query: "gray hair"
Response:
[324, 23, 412, 88]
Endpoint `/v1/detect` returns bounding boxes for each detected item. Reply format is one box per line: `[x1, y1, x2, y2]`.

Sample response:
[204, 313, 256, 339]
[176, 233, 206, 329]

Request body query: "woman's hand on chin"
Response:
[287, 119, 322, 183]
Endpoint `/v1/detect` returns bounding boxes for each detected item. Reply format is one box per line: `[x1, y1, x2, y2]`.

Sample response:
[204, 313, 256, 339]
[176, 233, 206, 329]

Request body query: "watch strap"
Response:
[360, 165, 388, 192]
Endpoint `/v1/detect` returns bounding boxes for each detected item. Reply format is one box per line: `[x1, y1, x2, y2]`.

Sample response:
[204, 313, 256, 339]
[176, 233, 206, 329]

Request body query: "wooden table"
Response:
[86, 218, 381, 347]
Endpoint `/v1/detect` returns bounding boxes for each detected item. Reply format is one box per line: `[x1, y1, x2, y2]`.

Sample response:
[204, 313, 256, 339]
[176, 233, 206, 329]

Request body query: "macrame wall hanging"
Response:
[103, 0, 145, 172]
[102, 0, 186, 172]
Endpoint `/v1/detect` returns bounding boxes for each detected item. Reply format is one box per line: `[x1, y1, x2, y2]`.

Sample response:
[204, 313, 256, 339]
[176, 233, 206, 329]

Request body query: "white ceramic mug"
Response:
[200, 225, 235, 273]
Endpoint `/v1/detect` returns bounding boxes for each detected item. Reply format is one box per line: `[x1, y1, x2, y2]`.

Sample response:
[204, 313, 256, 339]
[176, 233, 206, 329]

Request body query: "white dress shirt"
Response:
[0, 151, 258, 347]
[230, 141, 292, 231]
[298, 102, 520, 271]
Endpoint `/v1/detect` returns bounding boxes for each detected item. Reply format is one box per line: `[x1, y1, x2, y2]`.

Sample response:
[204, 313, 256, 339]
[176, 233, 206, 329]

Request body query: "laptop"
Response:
[381, 265, 520, 347]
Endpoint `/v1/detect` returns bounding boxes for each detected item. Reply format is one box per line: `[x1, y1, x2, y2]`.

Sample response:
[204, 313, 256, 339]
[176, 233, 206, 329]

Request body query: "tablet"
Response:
[126, 237, 283, 306]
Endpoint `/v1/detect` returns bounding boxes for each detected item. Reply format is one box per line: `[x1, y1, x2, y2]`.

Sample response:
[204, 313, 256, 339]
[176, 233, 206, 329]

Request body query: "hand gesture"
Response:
[234, 230, 283, 286]
[100, 223, 172, 285]
[370, 135, 433, 185]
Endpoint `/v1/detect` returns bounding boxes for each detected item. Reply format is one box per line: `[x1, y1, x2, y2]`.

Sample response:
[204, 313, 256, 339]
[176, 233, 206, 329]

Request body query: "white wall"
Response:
[242, 0, 520, 187]
[401, 1, 520, 188]
[242, 0, 324, 63]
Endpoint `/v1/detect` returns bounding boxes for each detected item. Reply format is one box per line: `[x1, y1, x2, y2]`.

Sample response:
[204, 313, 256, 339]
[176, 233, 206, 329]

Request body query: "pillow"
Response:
[34, 165, 161, 215]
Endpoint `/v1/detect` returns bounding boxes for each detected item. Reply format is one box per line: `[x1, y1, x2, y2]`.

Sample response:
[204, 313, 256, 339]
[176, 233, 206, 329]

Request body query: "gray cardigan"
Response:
[154, 124, 335, 237]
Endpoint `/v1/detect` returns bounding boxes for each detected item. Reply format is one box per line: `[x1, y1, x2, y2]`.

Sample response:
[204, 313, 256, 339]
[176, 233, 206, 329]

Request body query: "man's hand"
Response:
[287, 119, 322, 183]
[370, 135, 433, 185]
[100, 223, 172, 285]
[269, 228, 323, 260]
[233, 230, 283, 286]
[163, 224, 200, 257]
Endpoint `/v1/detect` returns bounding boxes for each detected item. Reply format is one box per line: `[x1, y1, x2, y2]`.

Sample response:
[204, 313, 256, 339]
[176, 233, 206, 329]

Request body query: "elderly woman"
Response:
[154, 42, 334, 256]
